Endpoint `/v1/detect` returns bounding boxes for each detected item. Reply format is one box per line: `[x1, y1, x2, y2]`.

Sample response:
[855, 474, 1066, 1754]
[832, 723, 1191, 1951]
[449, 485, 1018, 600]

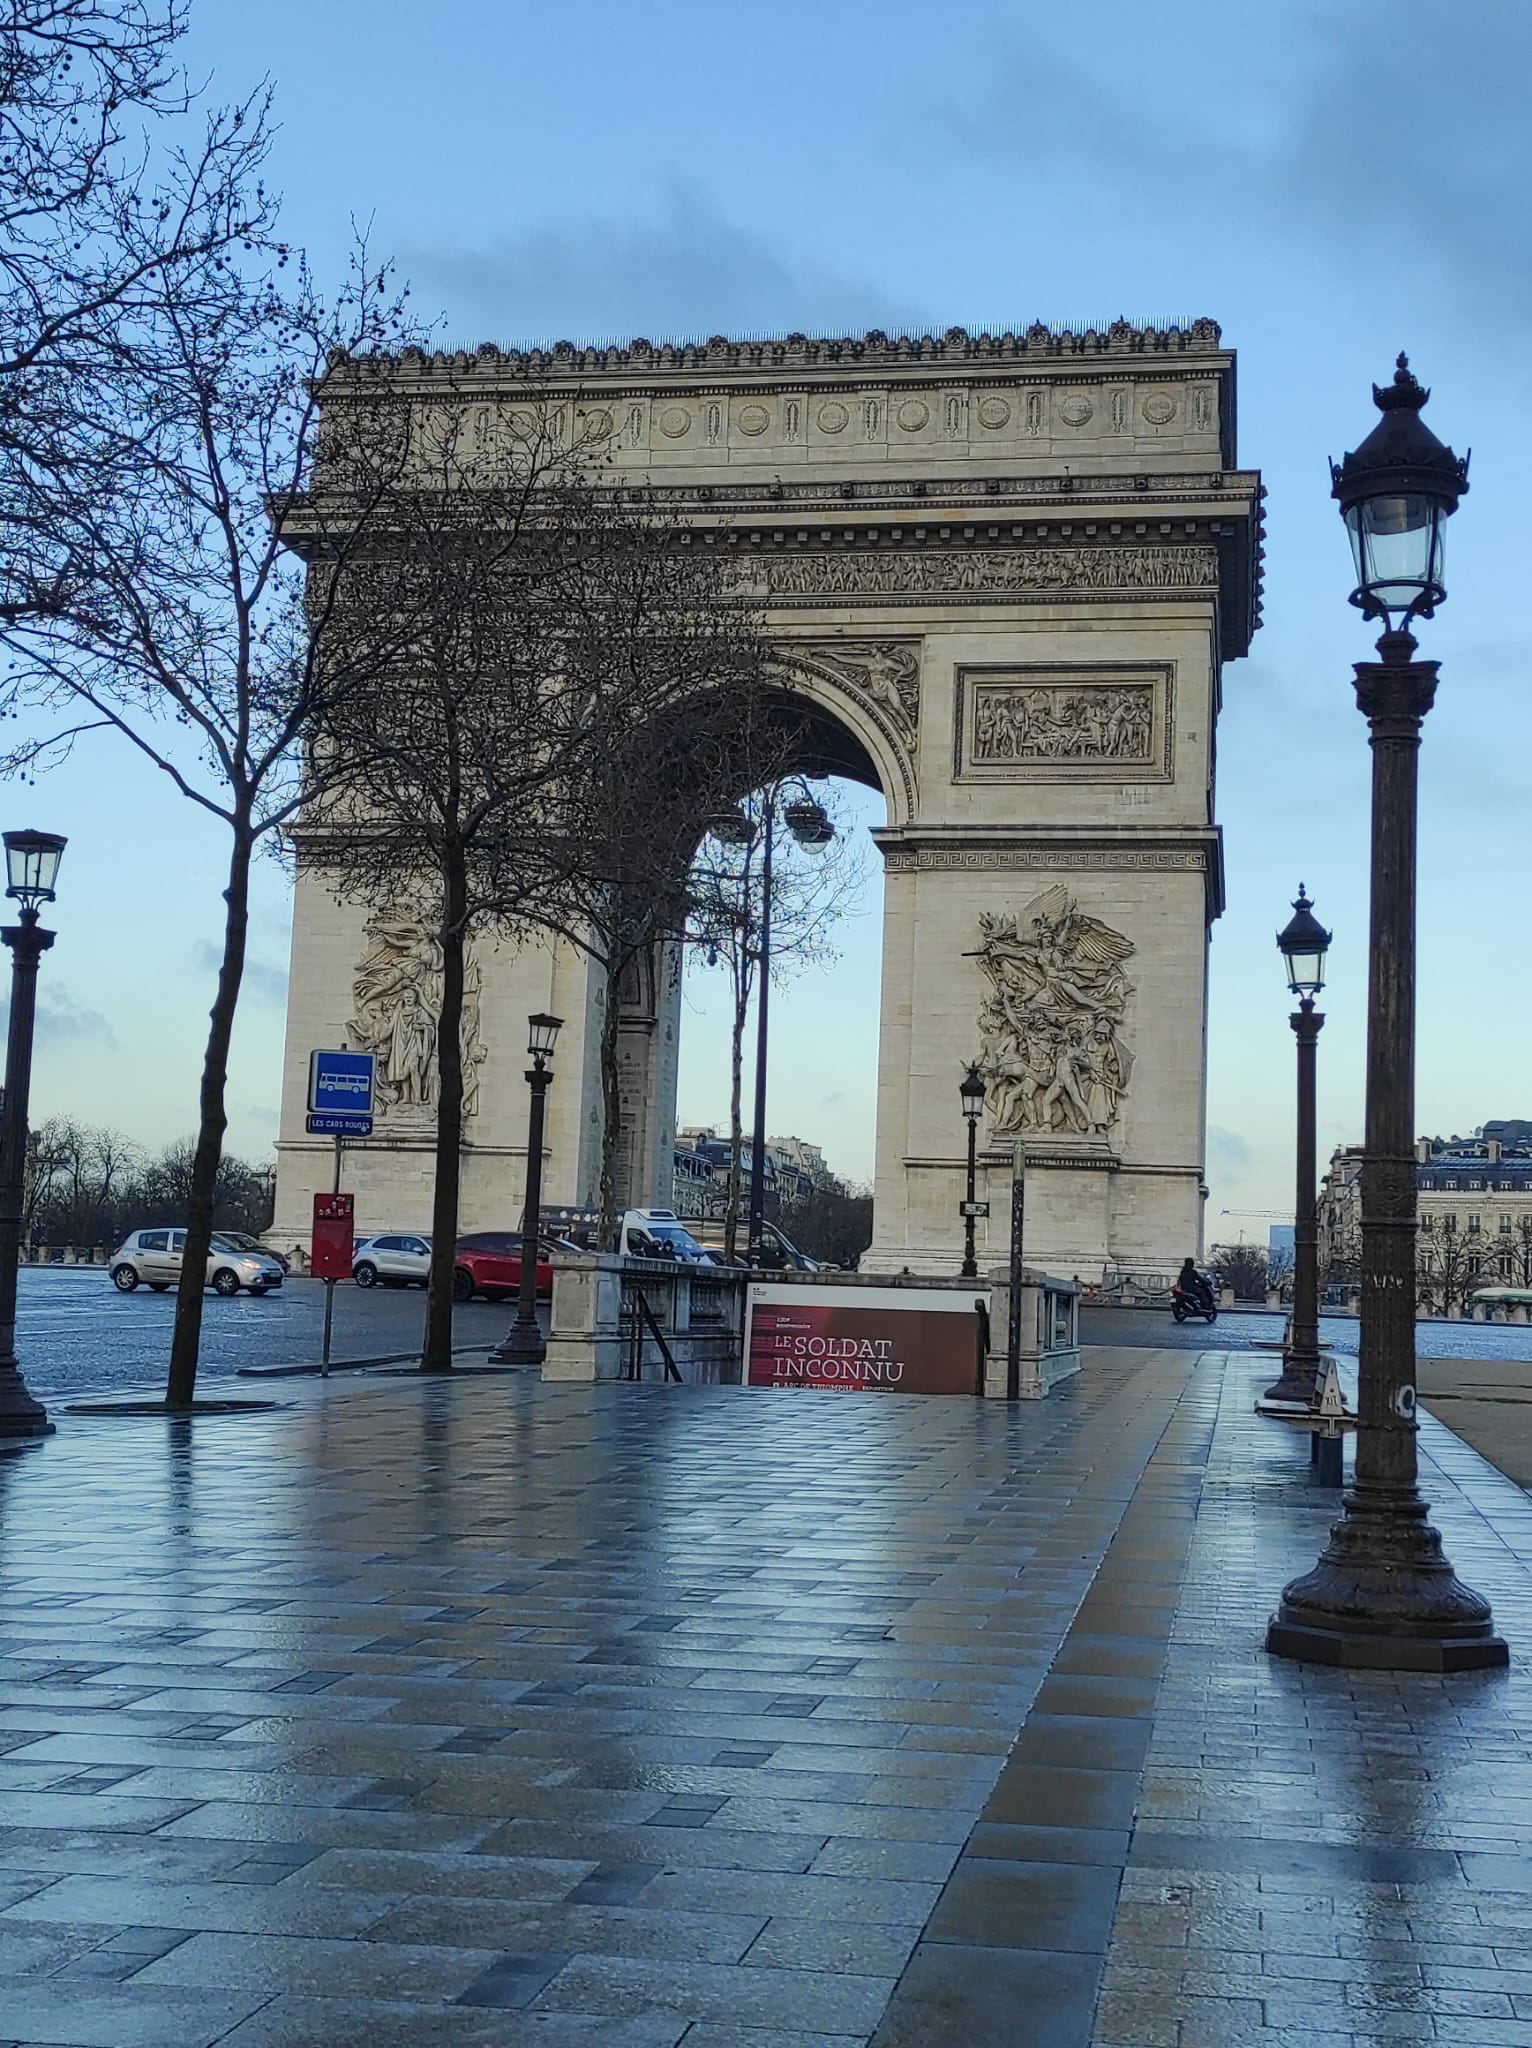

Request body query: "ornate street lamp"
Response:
[1267, 362, 1506, 1670]
[959, 1063, 987, 1280]
[747, 787, 833, 1264]
[0, 828, 67, 1439]
[1260, 887, 1332, 1410]
[491, 1012, 563, 1367]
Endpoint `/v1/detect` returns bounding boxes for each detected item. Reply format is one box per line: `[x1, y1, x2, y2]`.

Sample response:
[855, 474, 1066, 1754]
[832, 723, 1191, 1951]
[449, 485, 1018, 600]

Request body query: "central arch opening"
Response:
[671, 698, 888, 1266]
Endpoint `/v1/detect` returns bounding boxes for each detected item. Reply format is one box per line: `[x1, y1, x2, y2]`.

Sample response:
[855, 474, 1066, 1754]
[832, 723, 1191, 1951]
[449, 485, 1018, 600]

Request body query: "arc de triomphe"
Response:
[272, 321, 1262, 1279]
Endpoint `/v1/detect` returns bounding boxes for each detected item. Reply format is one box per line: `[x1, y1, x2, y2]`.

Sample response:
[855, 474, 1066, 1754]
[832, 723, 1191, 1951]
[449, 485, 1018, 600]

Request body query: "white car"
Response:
[110, 1229, 286, 1297]
[352, 1233, 432, 1288]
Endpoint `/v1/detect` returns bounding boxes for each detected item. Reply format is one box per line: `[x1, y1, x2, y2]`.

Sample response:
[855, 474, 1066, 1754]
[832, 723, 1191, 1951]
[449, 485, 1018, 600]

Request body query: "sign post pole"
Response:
[1006, 1142, 1025, 1402]
[320, 1136, 342, 1378]
[311, 1187, 354, 1381]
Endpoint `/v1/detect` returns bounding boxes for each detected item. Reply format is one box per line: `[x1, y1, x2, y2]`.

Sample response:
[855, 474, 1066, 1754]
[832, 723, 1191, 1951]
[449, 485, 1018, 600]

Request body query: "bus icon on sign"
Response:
[307, 1049, 376, 1136]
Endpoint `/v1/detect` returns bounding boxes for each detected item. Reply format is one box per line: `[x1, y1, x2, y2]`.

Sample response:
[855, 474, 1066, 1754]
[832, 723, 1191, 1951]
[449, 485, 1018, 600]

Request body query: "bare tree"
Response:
[2, 1, 279, 627]
[551, 548, 786, 1246]
[687, 779, 867, 1259]
[0, 237, 420, 1404]
[1419, 1213, 1472, 1317]
[309, 396, 627, 1372]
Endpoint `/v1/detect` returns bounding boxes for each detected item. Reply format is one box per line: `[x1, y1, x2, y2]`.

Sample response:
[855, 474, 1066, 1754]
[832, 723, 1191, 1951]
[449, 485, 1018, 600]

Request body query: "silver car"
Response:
[352, 1233, 432, 1288]
[110, 1228, 285, 1297]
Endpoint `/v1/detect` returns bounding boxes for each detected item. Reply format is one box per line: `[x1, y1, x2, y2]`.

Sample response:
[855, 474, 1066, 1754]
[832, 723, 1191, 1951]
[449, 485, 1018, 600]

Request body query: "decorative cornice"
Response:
[345, 320, 1227, 383]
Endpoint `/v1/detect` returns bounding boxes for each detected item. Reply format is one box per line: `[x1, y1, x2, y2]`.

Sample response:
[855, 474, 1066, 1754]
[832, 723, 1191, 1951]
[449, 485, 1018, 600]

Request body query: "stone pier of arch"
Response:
[271, 322, 1262, 1282]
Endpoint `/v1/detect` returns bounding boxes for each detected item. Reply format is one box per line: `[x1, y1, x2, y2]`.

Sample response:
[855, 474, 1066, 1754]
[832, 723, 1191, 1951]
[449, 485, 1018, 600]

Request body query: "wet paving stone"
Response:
[8, 1346, 1532, 2041]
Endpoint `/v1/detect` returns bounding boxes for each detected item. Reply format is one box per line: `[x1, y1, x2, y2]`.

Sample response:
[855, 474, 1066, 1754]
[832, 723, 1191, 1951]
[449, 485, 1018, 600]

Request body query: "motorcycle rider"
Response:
[1176, 1256, 1214, 1313]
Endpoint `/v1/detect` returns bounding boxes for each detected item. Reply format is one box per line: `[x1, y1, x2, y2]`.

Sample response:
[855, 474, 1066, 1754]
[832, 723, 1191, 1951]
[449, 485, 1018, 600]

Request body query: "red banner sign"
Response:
[311, 1192, 355, 1282]
[745, 1284, 988, 1396]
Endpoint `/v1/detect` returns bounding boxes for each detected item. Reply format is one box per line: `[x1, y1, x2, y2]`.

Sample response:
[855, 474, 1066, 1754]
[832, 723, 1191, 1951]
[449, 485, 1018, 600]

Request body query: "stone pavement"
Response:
[0, 1348, 1529, 2046]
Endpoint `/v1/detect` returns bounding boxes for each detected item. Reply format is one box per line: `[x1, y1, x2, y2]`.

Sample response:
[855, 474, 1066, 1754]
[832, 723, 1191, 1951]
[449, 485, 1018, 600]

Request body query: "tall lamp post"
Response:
[1267, 358, 1507, 1670]
[492, 1012, 562, 1367]
[1261, 887, 1331, 1409]
[959, 1063, 986, 1279]
[0, 829, 66, 1441]
[740, 787, 832, 1265]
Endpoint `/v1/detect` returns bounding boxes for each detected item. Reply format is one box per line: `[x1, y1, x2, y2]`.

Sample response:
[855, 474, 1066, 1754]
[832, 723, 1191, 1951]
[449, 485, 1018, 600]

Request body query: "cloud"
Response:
[189, 940, 288, 1007]
[1, 982, 118, 1049]
[1206, 1125, 1253, 1171]
[947, 1, 1532, 323]
[233, 1101, 279, 1129]
[403, 184, 929, 350]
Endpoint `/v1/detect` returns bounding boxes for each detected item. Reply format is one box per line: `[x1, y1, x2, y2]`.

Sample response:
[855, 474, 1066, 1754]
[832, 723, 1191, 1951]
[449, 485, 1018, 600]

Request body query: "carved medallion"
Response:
[976, 395, 1011, 430]
[817, 400, 849, 435]
[578, 407, 613, 442]
[1143, 394, 1177, 425]
[1059, 395, 1094, 427]
[349, 910, 487, 1120]
[975, 888, 1135, 1139]
[896, 398, 930, 432]
[658, 404, 692, 439]
[737, 403, 770, 437]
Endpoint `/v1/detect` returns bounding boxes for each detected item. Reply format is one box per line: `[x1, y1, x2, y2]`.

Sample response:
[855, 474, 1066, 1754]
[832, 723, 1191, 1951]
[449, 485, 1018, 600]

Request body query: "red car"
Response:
[452, 1232, 560, 1303]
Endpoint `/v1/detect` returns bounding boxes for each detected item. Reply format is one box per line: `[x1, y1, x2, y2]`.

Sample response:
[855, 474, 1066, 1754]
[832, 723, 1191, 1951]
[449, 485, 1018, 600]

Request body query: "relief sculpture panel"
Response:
[975, 888, 1135, 1139]
[349, 909, 487, 1119]
[956, 665, 1172, 783]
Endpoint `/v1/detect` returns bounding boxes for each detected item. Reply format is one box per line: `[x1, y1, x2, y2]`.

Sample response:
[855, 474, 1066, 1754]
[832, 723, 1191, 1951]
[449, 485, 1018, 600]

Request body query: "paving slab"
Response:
[8, 1347, 1532, 2042]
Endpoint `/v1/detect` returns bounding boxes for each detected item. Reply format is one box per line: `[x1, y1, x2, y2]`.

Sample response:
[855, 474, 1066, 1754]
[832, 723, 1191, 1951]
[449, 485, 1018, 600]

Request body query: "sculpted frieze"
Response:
[748, 545, 1216, 602]
[975, 889, 1135, 1140]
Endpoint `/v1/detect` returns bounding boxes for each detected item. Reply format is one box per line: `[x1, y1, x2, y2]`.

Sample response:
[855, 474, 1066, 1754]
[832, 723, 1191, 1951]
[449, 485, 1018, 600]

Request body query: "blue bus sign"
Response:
[308, 1048, 375, 1135]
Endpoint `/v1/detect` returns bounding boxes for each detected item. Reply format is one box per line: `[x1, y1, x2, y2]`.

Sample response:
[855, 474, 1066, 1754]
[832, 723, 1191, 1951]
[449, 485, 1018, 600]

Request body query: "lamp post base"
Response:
[1266, 1486, 1508, 1670]
[490, 1314, 546, 1368]
[1258, 1352, 1323, 1411]
[0, 1364, 53, 1439]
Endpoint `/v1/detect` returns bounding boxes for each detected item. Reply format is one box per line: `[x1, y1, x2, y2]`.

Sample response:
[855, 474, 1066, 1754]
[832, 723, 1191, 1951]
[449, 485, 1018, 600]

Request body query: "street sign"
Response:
[306, 1112, 373, 1137]
[959, 1200, 990, 1219]
[311, 1192, 355, 1283]
[308, 1048, 375, 1118]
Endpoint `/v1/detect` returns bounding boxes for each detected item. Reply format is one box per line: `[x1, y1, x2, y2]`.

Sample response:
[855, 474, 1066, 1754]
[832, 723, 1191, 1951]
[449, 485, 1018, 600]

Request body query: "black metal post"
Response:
[1268, 632, 1506, 1669]
[1263, 1002, 1325, 1406]
[747, 796, 774, 1264]
[961, 1115, 979, 1280]
[493, 1052, 553, 1366]
[1005, 1143, 1025, 1401]
[0, 909, 55, 1439]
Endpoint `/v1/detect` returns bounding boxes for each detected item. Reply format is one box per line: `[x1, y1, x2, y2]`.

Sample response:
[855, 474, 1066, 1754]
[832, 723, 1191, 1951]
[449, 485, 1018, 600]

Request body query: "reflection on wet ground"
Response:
[2, 1348, 1531, 2042]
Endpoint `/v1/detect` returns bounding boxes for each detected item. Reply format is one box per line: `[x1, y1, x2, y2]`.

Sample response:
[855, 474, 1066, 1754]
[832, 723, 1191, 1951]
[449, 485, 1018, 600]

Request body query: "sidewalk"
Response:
[0, 1349, 1528, 2046]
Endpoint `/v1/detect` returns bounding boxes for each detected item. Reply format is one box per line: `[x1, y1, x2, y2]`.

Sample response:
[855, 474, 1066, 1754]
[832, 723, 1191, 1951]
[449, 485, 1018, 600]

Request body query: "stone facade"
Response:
[272, 322, 1263, 1278]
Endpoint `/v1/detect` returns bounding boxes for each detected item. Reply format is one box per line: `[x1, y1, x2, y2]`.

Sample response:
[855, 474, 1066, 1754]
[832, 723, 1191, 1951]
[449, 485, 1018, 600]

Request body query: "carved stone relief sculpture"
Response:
[973, 681, 1153, 766]
[349, 909, 487, 1118]
[975, 887, 1135, 1139]
[791, 642, 920, 744]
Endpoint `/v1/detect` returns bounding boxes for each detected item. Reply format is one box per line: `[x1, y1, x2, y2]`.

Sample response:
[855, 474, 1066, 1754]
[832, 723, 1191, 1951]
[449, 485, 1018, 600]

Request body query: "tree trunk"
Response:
[166, 823, 252, 1407]
[421, 854, 468, 1373]
[724, 950, 749, 1263]
[596, 956, 624, 1252]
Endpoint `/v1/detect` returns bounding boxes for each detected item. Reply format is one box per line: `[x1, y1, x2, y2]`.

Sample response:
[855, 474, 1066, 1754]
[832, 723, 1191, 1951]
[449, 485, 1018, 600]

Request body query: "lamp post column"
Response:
[0, 909, 55, 1438]
[1268, 635, 1505, 1668]
[746, 797, 774, 1264]
[492, 1014, 562, 1368]
[961, 1111, 979, 1280]
[1263, 1001, 1325, 1406]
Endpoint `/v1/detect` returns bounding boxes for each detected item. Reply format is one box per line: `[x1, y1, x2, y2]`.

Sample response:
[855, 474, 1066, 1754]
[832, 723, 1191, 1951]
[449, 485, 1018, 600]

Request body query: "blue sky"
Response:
[11, 0, 1530, 1236]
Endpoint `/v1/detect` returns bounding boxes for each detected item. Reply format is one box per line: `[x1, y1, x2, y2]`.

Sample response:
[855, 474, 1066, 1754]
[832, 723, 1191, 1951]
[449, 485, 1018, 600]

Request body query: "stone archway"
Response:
[272, 322, 1261, 1280]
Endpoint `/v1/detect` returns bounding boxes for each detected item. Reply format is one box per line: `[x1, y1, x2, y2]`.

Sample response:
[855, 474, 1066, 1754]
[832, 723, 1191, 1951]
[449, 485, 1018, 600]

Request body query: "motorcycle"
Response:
[1171, 1283, 1218, 1325]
